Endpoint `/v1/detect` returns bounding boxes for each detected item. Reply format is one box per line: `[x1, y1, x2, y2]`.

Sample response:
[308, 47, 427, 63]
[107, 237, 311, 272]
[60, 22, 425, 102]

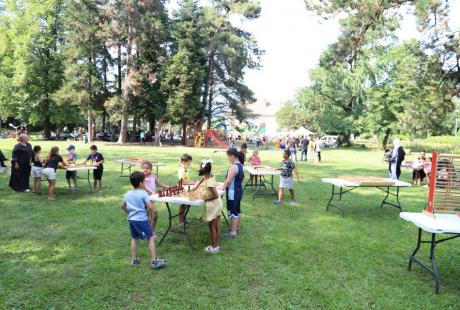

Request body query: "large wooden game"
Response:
[400, 153, 460, 294]
[425, 153, 460, 215]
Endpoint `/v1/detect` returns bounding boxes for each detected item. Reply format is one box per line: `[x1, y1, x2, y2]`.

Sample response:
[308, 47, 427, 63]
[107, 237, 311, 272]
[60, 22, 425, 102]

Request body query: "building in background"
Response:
[247, 99, 282, 137]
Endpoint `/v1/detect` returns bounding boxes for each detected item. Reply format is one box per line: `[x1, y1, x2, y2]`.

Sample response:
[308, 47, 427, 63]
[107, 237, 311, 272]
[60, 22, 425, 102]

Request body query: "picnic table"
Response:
[400, 212, 460, 294]
[149, 186, 226, 250]
[322, 176, 412, 216]
[243, 165, 280, 200]
[114, 158, 166, 177]
[65, 165, 97, 192]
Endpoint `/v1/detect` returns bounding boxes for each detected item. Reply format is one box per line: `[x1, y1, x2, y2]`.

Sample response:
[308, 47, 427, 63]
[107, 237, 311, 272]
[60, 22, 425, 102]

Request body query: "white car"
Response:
[321, 135, 340, 148]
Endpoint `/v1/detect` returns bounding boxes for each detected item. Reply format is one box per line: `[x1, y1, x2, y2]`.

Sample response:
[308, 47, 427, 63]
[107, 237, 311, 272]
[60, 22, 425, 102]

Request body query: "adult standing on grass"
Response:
[314, 138, 322, 163]
[219, 148, 245, 238]
[300, 136, 309, 162]
[389, 138, 405, 180]
[9, 134, 33, 192]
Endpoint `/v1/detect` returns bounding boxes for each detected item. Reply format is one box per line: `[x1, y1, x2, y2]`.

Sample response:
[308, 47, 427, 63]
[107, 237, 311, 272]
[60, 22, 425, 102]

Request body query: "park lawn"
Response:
[1, 139, 459, 309]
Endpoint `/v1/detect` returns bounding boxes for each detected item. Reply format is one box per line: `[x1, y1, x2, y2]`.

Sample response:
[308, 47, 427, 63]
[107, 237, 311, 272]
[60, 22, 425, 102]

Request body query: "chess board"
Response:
[338, 176, 396, 186]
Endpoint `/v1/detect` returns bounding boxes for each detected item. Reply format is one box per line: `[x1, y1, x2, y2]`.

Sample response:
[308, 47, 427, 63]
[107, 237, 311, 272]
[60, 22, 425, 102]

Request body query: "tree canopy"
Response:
[278, 0, 459, 141]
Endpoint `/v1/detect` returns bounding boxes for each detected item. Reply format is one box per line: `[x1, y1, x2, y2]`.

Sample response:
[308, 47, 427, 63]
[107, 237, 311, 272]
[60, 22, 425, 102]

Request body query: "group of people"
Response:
[121, 142, 303, 269]
[279, 135, 322, 163]
[386, 138, 432, 186]
[5, 134, 105, 199]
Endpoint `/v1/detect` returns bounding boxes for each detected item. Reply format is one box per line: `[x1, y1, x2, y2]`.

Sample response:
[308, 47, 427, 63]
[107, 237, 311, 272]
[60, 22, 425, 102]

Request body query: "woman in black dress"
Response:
[9, 134, 33, 192]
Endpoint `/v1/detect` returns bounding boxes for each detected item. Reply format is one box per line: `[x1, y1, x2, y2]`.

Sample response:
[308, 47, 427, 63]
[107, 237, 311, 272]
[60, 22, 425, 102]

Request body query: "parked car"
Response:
[321, 135, 340, 148]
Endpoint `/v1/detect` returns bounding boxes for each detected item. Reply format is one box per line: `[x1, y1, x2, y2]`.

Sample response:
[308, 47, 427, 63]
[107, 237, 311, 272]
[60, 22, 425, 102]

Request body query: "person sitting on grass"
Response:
[177, 154, 195, 229]
[42, 146, 68, 200]
[120, 171, 166, 269]
[142, 160, 170, 230]
[219, 148, 245, 238]
[191, 160, 223, 254]
[82, 145, 104, 192]
[273, 150, 301, 206]
[65, 145, 78, 191]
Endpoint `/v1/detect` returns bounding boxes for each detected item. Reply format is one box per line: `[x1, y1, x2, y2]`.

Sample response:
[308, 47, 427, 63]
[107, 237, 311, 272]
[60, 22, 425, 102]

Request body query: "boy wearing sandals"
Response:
[121, 171, 166, 269]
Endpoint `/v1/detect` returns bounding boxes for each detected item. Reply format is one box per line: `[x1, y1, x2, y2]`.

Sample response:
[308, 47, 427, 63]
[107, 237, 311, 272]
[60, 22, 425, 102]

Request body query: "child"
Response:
[249, 149, 261, 166]
[178, 154, 195, 228]
[120, 171, 166, 269]
[192, 160, 223, 253]
[142, 160, 170, 230]
[32, 145, 43, 194]
[65, 145, 78, 191]
[249, 149, 261, 185]
[219, 148, 244, 238]
[83, 145, 104, 192]
[42, 146, 67, 200]
[273, 150, 301, 206]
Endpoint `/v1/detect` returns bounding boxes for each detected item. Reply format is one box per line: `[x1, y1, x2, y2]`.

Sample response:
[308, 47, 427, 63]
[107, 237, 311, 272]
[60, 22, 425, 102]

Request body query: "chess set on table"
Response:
[158, 180, 188, 197]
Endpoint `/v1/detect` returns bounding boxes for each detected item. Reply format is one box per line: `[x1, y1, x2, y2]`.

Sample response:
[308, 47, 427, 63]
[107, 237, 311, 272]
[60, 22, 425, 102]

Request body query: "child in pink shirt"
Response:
[249, 150, 261, 185]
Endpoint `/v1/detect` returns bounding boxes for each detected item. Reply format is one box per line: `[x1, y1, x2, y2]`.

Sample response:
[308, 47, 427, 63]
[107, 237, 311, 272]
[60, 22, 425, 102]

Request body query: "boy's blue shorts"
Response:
[227, 198, 242, 219]
[128, 220, 154, 240]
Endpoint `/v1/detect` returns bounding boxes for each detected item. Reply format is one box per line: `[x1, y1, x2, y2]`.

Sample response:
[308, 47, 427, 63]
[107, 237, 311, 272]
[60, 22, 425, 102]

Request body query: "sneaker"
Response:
[273, 200, 281, 205]
[288, 200, 297, 206]
[131, 258, 140, 265]
[67, 186, 71, 191]
[73, 187, 78, 191]
[24, 189, 30, 193]
[204, 245, 220, 254]
[151, 258, 166, 269]
[223, 232, 238, 239]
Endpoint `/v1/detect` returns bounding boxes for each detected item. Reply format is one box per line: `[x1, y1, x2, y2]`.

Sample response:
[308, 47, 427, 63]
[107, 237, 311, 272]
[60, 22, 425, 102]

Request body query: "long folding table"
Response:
[243, 166, 280, 200]
[400, 212, 460, 294]
[149, 188, 226, 250]
[322, 178, 412, 216]
[114, 159, 166, 177]
[64, 165, 97, 192]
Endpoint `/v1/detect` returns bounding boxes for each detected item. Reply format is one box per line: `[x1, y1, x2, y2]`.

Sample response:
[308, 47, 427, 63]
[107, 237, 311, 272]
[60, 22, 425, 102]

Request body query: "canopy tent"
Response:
[293, 126, 315, 136]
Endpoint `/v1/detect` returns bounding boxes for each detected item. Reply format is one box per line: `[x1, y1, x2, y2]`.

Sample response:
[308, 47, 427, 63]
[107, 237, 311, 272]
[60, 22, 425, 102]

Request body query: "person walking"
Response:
[300, 136, 309, 162]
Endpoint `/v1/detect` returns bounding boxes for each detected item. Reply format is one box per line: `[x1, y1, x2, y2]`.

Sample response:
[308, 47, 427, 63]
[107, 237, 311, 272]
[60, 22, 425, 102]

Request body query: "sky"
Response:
[168, 0, 460, 106]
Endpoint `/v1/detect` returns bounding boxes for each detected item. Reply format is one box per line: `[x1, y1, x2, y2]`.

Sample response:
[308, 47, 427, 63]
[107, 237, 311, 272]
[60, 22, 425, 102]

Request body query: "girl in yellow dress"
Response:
[192, 160, 223, 253]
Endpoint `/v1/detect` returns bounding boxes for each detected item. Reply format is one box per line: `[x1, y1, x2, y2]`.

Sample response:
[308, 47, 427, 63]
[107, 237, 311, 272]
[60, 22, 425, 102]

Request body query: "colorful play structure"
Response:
[194, 129, 229, 148]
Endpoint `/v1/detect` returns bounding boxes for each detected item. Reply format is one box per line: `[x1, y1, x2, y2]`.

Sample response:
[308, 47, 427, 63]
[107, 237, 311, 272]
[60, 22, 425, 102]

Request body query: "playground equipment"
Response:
[194, 129, 228, 148]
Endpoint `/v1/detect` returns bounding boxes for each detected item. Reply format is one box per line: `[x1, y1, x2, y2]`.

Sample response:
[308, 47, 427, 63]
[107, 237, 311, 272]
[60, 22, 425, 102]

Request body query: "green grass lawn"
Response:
[1, 139, 459, 309]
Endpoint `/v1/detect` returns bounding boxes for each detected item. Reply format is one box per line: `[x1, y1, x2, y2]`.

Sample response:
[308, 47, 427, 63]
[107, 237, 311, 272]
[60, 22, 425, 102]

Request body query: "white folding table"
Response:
[243, 166, 280, 200]
[400, 212, 460, 294]
[65, 165, 97, 192]
[114, 159, 166, 177]
[322, 178, 412, 216]
[149, 188, 226, 250]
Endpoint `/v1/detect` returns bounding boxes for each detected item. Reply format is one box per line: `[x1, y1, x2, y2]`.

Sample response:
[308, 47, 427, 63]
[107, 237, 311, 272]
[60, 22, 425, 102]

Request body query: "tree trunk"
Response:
[207, 73, 214, 129]
[118, 21, 133, 144]
[382, 128, 391, 150]
[87, 110, 94, 143]
[102, 109, 106, 132]
[43, 115, 51, 139]
[132, 114, 137, 134]
[117, 44, 122, 94]
[182, 121, 187, 145]
[201, 50, 215, 126]
[149, 118, 155, 134]
[154, 118, 164, 146]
